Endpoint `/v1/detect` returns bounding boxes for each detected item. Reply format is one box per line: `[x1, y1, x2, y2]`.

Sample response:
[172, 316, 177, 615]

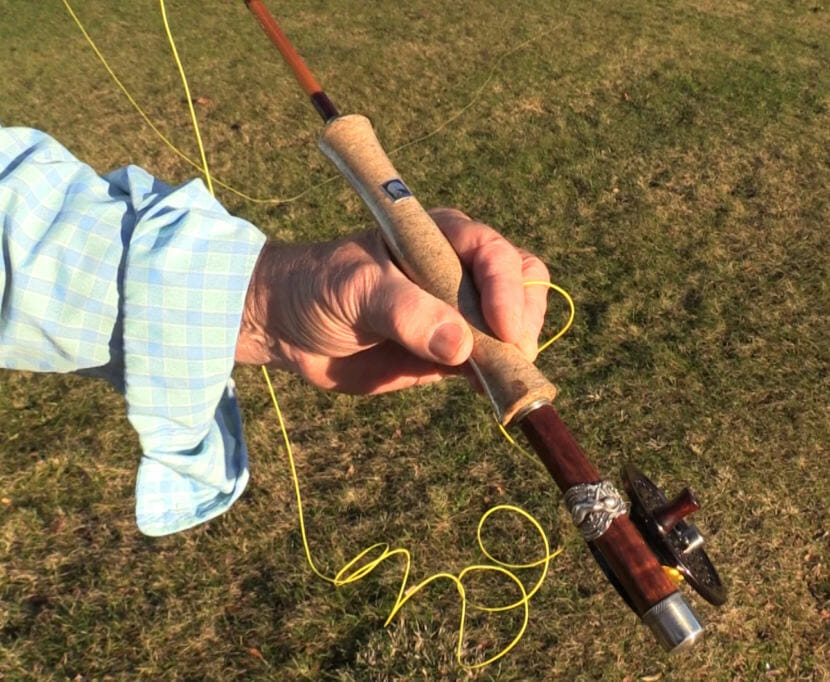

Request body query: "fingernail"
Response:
[428, 322, 465, 362]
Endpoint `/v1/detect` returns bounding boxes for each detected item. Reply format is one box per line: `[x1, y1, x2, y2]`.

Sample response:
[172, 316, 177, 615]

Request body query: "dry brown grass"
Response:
[1, 0, 828, 679]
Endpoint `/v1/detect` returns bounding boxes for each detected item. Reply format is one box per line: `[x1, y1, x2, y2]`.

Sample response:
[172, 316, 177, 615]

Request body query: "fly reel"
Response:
[589, 463, 727, 614]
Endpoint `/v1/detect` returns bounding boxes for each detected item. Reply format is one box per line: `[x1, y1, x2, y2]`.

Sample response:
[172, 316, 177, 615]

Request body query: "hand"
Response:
[235, 208, 550, 394]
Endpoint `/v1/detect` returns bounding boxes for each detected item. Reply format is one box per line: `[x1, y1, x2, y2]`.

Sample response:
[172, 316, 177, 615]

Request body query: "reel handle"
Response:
[654, 488, 700, 534]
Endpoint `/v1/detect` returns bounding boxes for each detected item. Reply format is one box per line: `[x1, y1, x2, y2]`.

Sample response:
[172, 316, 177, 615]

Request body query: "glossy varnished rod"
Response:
[317, 112, 703, 652]
[521, 404, 703, 650]
[244, 0, 704, 651]
[245, 0, 339, 122]
[520, 405, 677, 613]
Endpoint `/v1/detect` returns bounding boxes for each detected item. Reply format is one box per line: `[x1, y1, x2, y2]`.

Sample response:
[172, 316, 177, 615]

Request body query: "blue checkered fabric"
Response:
[0, 125, 266, 535]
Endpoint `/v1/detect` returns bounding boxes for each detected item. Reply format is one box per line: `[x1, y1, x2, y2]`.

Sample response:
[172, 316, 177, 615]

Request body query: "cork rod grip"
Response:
[318, 114, 557, 424]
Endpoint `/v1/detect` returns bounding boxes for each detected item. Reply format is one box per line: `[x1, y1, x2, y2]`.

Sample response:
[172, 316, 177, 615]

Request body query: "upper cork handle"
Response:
[318, 114, 557, 424]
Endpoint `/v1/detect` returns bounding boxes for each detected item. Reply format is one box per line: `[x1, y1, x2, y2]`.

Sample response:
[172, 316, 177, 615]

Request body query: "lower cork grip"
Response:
[318, 114, 556, 424]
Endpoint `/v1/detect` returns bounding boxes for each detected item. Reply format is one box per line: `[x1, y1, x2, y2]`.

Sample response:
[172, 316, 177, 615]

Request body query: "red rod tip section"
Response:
[245, 0, 339, 122]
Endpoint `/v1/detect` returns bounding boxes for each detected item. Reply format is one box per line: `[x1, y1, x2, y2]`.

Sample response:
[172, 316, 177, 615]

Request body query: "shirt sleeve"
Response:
[0, 125, 267, 536]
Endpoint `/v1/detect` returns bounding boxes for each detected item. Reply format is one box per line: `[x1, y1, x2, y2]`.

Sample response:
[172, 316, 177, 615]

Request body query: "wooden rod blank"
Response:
[521, 405, 678, 615]
[245, 0, 321, 95]
[245, 0, 339, 121]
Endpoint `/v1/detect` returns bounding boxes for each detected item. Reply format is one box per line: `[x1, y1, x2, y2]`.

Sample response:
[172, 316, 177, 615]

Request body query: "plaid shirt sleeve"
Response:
[0, 125, 266, 536]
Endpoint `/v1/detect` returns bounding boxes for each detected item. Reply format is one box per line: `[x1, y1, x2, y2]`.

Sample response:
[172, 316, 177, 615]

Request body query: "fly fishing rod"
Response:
[244, 0, 725, 652]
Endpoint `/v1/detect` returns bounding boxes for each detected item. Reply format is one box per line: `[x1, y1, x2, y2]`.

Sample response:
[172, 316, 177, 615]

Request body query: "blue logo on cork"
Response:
[381, 179, 412, 202]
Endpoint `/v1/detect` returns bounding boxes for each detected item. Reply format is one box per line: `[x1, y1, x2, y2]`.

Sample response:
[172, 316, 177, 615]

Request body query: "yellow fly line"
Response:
[65, 0, 578, 669]
[61, 0, 555, 206]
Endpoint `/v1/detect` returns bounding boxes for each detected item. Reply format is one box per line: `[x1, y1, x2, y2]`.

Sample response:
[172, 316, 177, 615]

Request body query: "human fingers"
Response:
[428, 208, 525, 346]
[307, 342, 452, 394]
[518, 249, 551, 360]
[360, 260, 474, 366]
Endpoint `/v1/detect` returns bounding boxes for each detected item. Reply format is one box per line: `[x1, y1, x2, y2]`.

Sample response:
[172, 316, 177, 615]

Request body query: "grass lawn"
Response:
[1, 0, 828, 679]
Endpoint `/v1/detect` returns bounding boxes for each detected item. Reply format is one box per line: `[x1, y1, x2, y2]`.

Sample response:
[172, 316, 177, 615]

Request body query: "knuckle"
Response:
[477, 235, 521, 270]
[338, 262, 381, 306]
[523, 254, 550, 282]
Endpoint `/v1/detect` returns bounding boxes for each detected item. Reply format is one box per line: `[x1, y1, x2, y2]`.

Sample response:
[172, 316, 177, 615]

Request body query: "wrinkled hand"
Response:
[235, 208, 550, 394]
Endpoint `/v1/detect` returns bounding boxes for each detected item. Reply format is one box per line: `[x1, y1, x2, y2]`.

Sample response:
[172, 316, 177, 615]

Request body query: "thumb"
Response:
[364, 271, 474, 366]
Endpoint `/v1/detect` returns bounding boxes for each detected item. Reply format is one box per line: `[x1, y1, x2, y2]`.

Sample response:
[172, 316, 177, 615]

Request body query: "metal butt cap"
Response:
[642, 593, 704, 653]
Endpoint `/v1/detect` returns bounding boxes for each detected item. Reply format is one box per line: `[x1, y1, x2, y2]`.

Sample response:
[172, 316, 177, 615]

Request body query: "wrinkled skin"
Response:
[235, 208, 550, 395]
